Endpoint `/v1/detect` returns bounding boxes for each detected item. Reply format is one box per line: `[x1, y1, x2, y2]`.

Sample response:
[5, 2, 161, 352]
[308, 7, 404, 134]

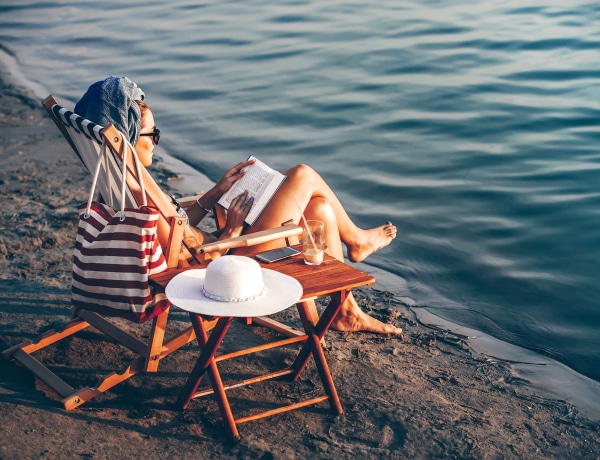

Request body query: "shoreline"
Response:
[1, 54, 600, 458]
[2, 47, 598, 422]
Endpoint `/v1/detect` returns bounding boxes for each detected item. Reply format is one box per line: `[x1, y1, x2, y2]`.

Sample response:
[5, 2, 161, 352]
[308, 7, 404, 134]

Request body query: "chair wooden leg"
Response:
[62, 355, 146, 410]
[145, 308, 169, 372]
[3, 307, 200, 410]
[63, 312, 201, 410]
[10, 349, 75, 398]
[2, 317, 90, 359]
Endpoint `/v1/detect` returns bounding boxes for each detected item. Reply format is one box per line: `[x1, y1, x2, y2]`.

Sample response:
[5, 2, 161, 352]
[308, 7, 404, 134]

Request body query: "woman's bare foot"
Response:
[347, 222, 397, 263]
[330, 296, 403, 335]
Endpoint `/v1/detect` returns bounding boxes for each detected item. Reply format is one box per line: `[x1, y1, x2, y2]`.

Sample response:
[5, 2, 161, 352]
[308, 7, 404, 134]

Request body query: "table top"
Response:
[151, 244, 375, 301]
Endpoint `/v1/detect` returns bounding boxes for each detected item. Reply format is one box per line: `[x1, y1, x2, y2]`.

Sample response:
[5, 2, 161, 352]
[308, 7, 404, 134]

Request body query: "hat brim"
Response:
[165, 268, 303, 317]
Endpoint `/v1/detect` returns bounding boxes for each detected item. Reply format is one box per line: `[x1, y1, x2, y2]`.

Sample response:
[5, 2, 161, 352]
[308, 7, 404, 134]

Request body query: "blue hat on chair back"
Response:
[75, 76, 145, 145]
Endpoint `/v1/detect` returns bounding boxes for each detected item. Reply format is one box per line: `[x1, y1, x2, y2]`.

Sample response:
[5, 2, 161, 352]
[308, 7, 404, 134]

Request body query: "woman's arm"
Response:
[216, 191, 253, 240]
[185, 158, 256, 227]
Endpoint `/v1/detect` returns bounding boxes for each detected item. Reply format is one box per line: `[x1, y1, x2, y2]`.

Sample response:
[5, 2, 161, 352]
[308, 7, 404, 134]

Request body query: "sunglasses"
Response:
[139, 126, 160, 145]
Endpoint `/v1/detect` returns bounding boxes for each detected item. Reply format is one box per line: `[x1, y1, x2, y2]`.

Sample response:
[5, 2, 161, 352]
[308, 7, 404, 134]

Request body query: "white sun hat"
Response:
[165, 255, 303, 317]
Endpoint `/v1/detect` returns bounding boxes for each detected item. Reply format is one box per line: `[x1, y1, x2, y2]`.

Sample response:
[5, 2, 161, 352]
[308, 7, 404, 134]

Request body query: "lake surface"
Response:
[1, 0, 599, 384]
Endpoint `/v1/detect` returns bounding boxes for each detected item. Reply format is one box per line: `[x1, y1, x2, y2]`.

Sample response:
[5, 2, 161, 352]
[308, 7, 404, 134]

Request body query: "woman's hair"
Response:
[136, 100, 150, 121]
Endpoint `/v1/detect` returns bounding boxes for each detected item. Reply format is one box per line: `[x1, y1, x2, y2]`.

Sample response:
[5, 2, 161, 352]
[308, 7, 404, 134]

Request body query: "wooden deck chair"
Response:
[2, 95, 302, 410]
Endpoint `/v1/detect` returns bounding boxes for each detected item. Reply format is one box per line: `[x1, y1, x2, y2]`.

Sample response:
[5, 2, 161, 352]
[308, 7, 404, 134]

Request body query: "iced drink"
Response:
[302, 220, 325, 266]
[303, 247, 324, 265]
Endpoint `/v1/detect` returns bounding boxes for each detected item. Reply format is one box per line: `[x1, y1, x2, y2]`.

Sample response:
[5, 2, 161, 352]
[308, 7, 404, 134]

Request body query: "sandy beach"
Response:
[1, 74, 599, 459]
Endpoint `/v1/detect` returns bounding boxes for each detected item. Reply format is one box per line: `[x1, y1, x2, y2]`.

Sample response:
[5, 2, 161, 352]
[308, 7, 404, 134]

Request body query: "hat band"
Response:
[201, 286, 265, 303]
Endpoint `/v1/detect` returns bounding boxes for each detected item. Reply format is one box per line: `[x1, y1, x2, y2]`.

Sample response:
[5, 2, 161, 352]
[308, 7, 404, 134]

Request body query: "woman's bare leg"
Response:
[247, 164, 396, 262]
[232, 165, 401, 334]
[303, 198, 402, 335]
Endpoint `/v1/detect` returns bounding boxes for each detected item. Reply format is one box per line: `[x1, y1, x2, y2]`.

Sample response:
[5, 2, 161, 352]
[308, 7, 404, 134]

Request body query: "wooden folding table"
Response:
[151, 246, 375, 439]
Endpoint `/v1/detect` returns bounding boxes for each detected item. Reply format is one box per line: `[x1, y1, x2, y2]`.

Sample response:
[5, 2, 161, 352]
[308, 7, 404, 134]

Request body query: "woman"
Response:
[75, 76, 401, 335]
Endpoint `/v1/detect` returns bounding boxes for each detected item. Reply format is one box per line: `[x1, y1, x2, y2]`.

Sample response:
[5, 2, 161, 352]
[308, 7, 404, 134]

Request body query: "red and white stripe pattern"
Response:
[72, 201, 169, 323]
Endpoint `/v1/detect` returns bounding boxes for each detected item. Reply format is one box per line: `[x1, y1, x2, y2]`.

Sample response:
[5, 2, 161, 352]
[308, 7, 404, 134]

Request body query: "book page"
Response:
[218, 156, 286, 225]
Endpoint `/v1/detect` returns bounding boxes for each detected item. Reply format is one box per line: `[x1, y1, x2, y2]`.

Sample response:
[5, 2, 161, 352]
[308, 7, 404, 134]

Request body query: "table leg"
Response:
[292, 290, 347, 376]
[207, 350, 240, 440]
[292, 291, 346, 414]
[177, 315, 231, 409]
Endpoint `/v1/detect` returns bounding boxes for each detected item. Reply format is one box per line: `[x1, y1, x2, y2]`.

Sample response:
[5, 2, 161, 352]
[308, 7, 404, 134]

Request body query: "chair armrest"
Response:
[193, 225, 303, 255]
[177, 194, 203, 208]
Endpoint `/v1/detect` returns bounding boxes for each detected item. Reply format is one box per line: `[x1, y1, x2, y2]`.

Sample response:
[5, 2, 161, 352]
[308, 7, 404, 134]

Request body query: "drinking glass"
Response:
[302, 220, 325, 265]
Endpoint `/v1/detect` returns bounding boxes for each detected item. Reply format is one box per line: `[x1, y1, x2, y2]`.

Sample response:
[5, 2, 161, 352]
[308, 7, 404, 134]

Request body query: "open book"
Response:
[217, 156, 286, 226]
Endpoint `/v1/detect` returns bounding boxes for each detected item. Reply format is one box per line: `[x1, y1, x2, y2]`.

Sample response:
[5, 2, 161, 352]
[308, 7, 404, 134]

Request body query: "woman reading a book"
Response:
[75, 76, 401, 335]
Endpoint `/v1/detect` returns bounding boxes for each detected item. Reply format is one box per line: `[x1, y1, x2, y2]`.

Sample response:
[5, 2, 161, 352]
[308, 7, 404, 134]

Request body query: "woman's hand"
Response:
[221, 191, 254, 238]
[215, 158, 256, 195]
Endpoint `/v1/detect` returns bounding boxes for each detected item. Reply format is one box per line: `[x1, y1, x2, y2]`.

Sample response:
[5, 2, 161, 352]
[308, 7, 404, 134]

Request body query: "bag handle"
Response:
[85, 132, 147, 219]
[118, 135, 147, 210]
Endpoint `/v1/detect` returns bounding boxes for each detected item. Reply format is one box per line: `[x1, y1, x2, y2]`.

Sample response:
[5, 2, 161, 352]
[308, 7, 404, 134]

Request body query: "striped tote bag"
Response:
[71, 136, 169, 323]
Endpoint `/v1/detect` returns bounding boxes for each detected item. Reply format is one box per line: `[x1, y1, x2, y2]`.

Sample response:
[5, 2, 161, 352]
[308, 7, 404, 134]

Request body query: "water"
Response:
[1, 1, 600, 384]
